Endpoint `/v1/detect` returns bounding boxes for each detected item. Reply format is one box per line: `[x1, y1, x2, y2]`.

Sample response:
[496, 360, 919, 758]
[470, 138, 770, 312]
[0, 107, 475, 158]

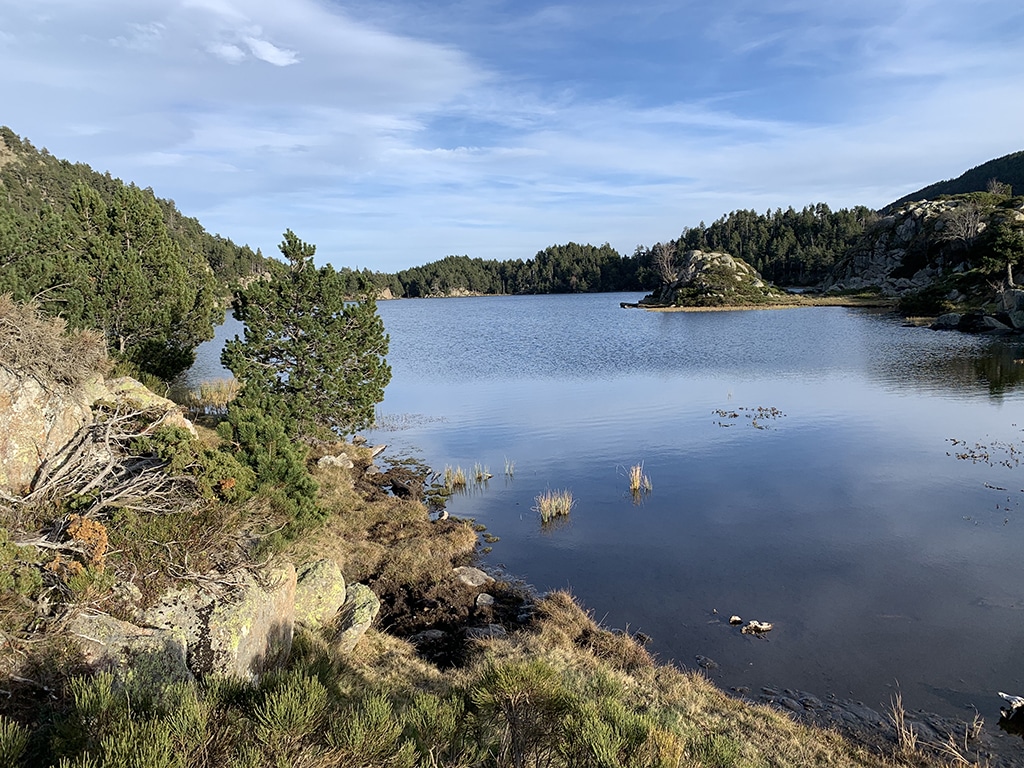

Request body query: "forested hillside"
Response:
[665, 204, 877, 287]
[887, 150, 1024, 210]
[0, 127, 271, 379]
[378, 206, 876, 297]
[389, 243, 648, 297]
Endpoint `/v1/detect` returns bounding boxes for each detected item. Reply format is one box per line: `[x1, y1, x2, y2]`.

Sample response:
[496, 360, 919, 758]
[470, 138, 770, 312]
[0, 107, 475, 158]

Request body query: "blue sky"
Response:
[2, 0, 1023, 272]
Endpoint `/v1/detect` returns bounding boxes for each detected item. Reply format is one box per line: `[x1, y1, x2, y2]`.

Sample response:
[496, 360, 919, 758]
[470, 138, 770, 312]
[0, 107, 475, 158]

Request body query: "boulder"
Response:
[1002, 289, 1024, 329]
[332, 583, 380, 654]
[0, 368, 96, 493]
[982, 316, 1012, 332]
[106, 377, 196, 436]
[69, 611, 194, 689]
[453, 566, 494, 588]
[145, 563, 297, 679]
[0, 370, 196, 495]
[931, 313, 962, 330]
[317, 453, 354, 470]
[294, 559, 347, 628]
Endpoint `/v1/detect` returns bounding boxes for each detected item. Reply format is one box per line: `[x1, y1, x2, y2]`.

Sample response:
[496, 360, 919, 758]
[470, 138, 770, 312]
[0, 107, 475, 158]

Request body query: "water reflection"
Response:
[866, 331, 1024, 399]
[187, 295, 1024, 728]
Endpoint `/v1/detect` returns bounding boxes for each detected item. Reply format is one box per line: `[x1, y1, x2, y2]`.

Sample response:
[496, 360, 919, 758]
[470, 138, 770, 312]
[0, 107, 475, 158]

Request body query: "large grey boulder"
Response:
[0, 369, 99, 493]
[145, 563, 297, 680]
[1002, 288, 1024, 329]
[332, 583, 380, 654]
[69, 611, 194, 688]
[931, 313, 962, 330]
[294, 559, 347, 628]
[453, 566, 494, 588]
[0, 371, 196, 495]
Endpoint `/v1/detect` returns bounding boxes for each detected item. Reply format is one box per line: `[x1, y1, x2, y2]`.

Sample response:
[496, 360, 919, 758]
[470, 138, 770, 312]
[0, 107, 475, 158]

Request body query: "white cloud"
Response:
[208, 42, 246, 63]
[243, 35, 298, 66]
[0, 0, 1022, 271]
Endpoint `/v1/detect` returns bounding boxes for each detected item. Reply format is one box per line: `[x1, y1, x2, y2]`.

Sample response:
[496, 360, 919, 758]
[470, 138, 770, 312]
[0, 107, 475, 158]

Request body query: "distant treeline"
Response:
[352, 204, 877, 297]
[0, 127, 273, 379]
[670, 204, 877, 286]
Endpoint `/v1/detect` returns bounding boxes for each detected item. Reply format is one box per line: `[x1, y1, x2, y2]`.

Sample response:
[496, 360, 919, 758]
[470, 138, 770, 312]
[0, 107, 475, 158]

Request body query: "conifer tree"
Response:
[222, 230, 391, 439]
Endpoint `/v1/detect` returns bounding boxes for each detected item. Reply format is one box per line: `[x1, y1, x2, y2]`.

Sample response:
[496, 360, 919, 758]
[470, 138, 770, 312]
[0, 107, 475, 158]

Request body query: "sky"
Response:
[2, 0, 1023, 272]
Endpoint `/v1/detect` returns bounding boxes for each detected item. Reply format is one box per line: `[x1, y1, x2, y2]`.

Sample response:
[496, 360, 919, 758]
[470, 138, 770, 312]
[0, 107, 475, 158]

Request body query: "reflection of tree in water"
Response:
[970, 347, 1024, 397]
[871, 339, 1024, 400]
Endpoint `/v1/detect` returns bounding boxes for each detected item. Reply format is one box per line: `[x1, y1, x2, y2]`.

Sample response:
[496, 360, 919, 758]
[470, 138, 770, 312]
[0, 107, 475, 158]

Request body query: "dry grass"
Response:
[0, 293, 108, 388]
[628, 463, 652, 495]
[180, 377, 240, 417]
[535, 490, 574, 523]
[443, 465, 467, 492]
[889, 689, 919, 760]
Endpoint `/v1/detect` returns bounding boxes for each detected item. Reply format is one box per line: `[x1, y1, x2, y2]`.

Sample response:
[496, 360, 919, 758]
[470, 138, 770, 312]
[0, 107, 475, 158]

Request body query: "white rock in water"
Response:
[729, 615, 743, 625]
[741, 620, 773, 635]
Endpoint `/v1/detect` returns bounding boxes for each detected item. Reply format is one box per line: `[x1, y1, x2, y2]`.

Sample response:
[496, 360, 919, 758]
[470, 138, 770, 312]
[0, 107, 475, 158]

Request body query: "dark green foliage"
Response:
[0, 715, 30, 767]
[216, 398, 322, 529]
[0, 529, 43, 598]
[130, 426, 254, 504]
[222, 230, 392, 440]
[390, 242, 644, 297]
[0, 126, 271, 379]
[888, 149, 1024, 209]
[670, 203, 876, 286]
[471, 658, 575, 768]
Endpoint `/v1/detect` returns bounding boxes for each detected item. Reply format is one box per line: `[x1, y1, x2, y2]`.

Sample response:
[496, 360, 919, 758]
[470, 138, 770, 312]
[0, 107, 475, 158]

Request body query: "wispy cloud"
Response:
[0, 0, 1022, 270]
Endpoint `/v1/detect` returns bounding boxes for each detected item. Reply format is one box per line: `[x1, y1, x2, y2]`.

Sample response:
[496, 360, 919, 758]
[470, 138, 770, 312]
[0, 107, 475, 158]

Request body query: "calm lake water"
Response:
[192, 293, 1024, 725]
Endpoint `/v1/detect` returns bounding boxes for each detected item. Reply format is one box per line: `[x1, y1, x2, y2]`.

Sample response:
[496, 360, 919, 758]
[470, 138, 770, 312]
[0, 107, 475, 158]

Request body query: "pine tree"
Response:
[222, 230, 391, 439]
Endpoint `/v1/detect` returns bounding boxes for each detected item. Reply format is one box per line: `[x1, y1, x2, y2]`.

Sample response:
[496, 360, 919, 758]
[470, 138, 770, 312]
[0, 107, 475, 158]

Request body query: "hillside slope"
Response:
[887, 150, 1024, 210]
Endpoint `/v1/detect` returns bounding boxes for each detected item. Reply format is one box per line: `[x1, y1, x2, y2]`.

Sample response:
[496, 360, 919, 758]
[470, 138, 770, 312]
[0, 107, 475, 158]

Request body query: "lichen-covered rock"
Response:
[316, 453, 353, 470]
[105, 376, 196, 436]
[0, 368, 96, 493]
[294, 559, 346, 628]
[69, 611, 194, 688]
[453, 566, 494, 588]
[145, 563, 297, 680]
[332, 583, 380, 654]
[639, 250, 782, 307]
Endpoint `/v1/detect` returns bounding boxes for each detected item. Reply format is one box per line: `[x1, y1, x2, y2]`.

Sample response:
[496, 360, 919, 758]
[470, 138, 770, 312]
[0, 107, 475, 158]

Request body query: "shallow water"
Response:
[190, 294, 1024, 726]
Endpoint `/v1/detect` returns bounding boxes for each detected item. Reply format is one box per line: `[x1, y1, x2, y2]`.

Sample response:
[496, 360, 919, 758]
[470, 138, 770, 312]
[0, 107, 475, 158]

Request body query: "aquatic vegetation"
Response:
[504, 457, 516, 477]
[443, 465, 467, 491]
[713, 405, 786, 429]
[535, 490, 574, 523]
[628, 463, 652, 496]
[473, 463, 493, 484]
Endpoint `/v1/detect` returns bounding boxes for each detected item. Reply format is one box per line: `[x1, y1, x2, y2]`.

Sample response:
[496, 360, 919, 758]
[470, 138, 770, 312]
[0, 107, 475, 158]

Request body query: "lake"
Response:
[192, 293, 1024, 725]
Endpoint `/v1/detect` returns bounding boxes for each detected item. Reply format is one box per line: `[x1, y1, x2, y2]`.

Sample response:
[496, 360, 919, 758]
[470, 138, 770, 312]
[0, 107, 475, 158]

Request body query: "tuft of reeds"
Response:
[628, 463, 652, 496]
[888, 689, 918, 760]
[535, 490, 574, 524]
[444, 465, 467, 491]
[473, 463, 493, 484]
[504, 457, 515, 477]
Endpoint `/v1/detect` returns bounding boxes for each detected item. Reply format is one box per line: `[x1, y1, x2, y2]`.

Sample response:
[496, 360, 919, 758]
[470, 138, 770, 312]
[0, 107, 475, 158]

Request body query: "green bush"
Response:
[217, 399, 322, 531]
[132, 425, 254, 503]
